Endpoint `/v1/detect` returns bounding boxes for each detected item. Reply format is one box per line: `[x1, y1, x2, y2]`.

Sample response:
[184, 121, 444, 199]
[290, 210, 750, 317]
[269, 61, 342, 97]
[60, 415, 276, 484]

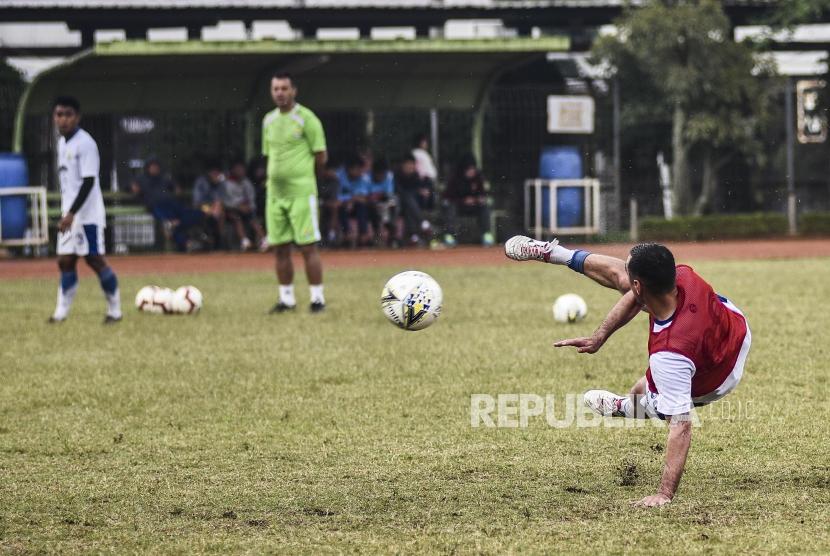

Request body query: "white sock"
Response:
[53, 283, 78, 320]
[621, 396, 652, 419]
[309, 284, 325, 304]
[548, 243, 576, 265]
[106, 288, 122, 319]
[279, 285, 296, 306]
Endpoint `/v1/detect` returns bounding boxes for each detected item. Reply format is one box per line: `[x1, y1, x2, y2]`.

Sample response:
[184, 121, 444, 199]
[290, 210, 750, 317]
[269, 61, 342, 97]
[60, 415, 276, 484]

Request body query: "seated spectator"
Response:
[131, 157, 200, 252]
[336, 153, 371, 247]
[193, 159, 226, 249]
[395, 153, 433, 246]
[368, 157, 398, 246]
[247, 156, 267, 223]
[318, 159, 342, 246]
[222, 159, 267, 251]
[441, 154, 494, 247]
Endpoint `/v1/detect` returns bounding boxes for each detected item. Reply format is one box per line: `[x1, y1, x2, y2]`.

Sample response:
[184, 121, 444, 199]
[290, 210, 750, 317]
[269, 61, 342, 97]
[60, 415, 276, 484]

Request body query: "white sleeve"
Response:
[79, 137, 100, 179]
[649, 351, 696, 415]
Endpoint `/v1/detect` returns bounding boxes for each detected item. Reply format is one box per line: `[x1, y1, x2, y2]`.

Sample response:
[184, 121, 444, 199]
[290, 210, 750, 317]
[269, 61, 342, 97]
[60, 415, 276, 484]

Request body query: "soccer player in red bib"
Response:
[505, 236, 751, 508]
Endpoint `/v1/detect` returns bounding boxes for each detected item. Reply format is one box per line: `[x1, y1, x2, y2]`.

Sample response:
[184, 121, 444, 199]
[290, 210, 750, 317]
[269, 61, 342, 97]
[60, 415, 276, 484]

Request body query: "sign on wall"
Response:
[797, 80, 827, 144]
[547, 96, 595, 134]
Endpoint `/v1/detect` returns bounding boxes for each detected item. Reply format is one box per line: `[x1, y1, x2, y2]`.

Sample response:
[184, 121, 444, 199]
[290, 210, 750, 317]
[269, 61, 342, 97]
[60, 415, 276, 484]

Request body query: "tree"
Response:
[592, 0, 777, 215]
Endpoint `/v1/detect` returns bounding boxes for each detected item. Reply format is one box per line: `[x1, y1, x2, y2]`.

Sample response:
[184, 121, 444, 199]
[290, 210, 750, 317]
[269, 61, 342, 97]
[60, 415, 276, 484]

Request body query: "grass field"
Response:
[1, 256, 828, 553]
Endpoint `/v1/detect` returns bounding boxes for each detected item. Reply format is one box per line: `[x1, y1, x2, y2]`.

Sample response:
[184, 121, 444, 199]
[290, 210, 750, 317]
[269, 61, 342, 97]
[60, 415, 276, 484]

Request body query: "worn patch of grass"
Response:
[1, 257, 828, 553]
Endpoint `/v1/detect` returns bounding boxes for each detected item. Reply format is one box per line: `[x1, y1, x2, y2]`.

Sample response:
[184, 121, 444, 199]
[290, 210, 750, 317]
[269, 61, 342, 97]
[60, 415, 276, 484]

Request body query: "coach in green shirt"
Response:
[262, 72, 328, 313]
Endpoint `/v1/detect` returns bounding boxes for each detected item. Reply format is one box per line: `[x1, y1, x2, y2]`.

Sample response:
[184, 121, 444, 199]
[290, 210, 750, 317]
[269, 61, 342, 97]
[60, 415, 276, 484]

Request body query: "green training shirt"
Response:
[261, 103, 327, 198]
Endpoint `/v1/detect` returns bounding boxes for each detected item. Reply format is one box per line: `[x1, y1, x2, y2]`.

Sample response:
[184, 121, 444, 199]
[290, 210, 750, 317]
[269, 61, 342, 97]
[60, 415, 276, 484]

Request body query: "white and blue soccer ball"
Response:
[553, 293, 588, 324]
[381, 271, 442, 331]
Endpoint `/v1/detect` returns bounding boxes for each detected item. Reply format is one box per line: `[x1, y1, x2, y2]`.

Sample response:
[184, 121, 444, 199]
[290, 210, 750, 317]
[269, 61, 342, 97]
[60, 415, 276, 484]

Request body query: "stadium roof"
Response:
[0, 0, 779, 7]
[13, 36, 568, 151]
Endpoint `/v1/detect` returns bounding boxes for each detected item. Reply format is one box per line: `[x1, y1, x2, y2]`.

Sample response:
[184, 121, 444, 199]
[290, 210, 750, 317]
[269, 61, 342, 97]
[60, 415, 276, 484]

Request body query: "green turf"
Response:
[1, 258, 828, 553]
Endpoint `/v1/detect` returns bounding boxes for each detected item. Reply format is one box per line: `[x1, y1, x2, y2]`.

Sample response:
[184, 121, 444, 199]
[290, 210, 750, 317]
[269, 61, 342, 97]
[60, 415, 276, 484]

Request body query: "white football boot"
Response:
[584, 390, 627, 417]
[504, 235, 558, 262]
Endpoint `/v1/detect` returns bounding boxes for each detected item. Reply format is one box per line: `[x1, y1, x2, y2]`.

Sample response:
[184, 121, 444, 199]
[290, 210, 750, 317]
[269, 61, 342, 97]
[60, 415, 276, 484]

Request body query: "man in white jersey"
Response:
[49, 96, 122, 324]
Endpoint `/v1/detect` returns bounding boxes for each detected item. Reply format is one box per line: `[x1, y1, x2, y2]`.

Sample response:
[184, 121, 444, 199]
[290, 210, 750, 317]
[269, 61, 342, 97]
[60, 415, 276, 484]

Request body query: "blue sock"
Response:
[567, 250, 590, 274]
[60, 270, 78, 292]
[98, 266, 118, 295]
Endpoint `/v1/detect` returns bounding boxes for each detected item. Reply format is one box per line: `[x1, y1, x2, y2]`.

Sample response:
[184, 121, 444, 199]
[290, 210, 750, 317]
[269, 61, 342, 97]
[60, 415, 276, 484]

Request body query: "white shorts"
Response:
[57, 222, 106, 256]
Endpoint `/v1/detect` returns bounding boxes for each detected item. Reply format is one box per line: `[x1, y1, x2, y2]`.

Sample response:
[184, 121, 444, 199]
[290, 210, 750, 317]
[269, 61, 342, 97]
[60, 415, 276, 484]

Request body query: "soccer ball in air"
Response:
[381, 271, 443, 331]
[552, 293, 588, 323]
[171, 286, 203, 315]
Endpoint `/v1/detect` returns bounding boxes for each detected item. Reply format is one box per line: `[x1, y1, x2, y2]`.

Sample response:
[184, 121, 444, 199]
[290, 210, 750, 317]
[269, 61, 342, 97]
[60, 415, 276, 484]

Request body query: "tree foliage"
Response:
[591, 0, 777, 215]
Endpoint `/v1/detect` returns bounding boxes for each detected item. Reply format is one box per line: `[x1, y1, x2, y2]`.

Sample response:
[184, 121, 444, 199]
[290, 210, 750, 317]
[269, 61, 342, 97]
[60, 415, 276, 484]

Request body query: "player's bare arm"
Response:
[314, 150, 328, 179]
[633, 415, 692, 508]
[554, 290, 640, 353]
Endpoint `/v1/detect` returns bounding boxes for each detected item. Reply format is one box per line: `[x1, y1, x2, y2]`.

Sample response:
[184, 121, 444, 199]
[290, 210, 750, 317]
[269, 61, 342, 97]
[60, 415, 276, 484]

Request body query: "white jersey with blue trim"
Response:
[58, 128, 106, 226]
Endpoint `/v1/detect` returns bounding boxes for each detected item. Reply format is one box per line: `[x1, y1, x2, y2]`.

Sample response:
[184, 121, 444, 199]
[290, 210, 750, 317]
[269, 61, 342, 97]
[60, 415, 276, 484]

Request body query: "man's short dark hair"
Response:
[272, 72, 295, 87]
[372, 157, 389, 174]
[204, 158, 223, 172]
[345, 153, 365, 170]
[412, 133, 428, 147]
[52, 95, 81, 112]
[628, 243, 676, 295]
[401, 153, 416, 164]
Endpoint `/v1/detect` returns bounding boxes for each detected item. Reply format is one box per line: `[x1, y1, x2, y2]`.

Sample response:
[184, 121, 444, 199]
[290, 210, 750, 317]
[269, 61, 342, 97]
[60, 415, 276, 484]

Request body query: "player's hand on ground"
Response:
[631, 493, 672, 508]
[58, 212, 74, 232]
[553, 334, 605, 353]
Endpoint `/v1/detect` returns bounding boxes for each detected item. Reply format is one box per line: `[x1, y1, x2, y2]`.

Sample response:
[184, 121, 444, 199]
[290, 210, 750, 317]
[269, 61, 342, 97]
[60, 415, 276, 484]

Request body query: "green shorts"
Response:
[266, 194, 321, 246]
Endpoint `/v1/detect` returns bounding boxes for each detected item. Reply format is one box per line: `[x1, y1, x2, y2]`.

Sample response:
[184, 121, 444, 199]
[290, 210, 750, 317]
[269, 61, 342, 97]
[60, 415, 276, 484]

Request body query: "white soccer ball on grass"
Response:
[171, 286, 203, 315]
[553, 293, 588, 324]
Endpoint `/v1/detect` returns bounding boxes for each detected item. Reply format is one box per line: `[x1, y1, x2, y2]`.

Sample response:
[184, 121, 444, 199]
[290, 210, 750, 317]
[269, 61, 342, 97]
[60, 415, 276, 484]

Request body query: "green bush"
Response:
[639, 213, 788, 241]
[800, 212, 830, 236]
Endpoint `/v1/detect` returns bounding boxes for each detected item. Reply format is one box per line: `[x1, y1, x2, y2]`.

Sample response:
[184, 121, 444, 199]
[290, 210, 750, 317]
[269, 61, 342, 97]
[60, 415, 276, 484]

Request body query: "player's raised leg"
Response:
[50, 255, 79, 322]
[504, 235, 630, 293]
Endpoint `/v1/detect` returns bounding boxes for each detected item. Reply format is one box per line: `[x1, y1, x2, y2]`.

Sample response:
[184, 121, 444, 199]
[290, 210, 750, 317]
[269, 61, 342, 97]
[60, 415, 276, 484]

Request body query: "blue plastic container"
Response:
[538, 146, 583, 228]
[556, 186, 584, 228]
[0, 153, 29, 240]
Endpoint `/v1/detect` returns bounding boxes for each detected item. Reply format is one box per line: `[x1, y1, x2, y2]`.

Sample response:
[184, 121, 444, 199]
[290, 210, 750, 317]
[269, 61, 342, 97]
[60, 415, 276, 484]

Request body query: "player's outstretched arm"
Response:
[554, 290, 640, 353]
[633, 415, 692, 508]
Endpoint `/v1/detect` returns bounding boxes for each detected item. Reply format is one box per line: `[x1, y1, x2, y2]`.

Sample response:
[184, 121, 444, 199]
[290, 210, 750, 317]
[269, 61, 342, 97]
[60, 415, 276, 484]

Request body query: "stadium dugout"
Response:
[13, 37, 568, 160]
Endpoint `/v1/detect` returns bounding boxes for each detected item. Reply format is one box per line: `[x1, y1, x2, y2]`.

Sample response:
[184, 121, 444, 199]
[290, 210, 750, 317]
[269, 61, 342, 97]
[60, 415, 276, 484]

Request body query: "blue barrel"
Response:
[556, 186, 584, 228]
[0, 153, 29, 240]
[539, 146, 583, 228]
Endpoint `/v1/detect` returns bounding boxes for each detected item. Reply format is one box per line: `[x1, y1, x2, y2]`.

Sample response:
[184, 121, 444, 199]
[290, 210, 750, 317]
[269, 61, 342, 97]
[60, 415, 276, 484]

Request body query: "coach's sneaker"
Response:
[504, 235, 558, 262]
[310, 301, 326, 313]
[47, 316, 66, 324]
[269, 302, 296, 314]
[103, 315, 122, 325]
[584, 390, 627, 417]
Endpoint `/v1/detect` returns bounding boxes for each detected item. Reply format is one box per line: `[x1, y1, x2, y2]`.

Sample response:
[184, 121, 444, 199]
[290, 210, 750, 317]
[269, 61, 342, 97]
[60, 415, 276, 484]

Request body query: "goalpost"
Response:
[0, 186, 49, 248]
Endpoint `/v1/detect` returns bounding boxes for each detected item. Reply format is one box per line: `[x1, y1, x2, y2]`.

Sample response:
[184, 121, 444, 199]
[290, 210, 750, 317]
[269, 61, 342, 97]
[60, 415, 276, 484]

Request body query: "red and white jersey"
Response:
[645, 265, 748, 414]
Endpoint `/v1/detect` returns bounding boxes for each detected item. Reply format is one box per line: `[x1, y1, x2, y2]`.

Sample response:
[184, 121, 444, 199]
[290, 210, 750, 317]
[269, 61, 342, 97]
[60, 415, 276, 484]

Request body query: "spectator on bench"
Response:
[368, 157, 398, 247]
[441, 154, 494, 247]
[131, 157, 200, 252]
[193, 159, 226, 249]
[337, 153, 371, 247]
[222, 159, 267, 251]
[318, 159, 341, 246]
[395, 153, 433, 246]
